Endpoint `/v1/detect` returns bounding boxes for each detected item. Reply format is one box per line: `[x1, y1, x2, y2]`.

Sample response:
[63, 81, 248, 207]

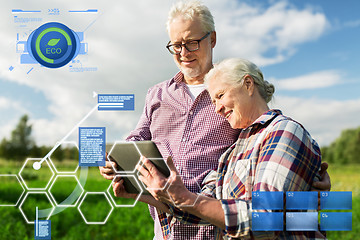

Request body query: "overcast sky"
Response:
[0, 0, 359, 148]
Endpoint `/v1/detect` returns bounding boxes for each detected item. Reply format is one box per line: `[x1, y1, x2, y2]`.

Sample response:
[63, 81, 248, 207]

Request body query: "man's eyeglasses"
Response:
[166, 32, 211, 55]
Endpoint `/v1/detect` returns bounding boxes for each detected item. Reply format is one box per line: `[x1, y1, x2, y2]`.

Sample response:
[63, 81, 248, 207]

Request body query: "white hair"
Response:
[166, 0, 215, 33]
[205, 58, 275, 103]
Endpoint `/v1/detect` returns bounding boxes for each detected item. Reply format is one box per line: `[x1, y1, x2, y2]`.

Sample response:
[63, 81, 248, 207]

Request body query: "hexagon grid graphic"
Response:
[0, 174, 25, 206]
[19, 158, 55, 190]
[107, 141, 140, 174]
[78, 192, 114, 224]
[48, 141, 79, 174]
[48, 175, 84, 207]
[19, 192, 55, 224]
[106, 175, 142, 207]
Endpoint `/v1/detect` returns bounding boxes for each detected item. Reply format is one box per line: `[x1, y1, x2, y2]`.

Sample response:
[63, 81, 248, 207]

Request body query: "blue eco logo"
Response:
[28, 22, 79, 68]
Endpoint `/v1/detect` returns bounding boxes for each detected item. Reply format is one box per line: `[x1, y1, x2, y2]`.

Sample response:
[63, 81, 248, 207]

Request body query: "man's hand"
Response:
[99, 153, 118, 180]
[312, 162, 331, 191]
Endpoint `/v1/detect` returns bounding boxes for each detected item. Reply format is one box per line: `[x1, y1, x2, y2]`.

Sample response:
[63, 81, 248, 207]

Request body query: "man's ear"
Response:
[243, 75, 255, 96]
[211, 31, 216, 48]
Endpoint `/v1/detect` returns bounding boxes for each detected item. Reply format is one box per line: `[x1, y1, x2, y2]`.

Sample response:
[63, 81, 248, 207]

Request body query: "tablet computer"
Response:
[106, 141, 170, 194]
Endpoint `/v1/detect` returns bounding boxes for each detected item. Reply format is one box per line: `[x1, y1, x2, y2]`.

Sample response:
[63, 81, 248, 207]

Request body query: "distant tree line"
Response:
[0, 115, 359, 164]
[0, 115, 77, 161]
[321, 126, 360, 164]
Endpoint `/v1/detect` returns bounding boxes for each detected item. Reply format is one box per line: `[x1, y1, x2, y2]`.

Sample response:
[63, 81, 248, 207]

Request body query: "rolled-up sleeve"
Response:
[220, 199, 251, 237]
[200, 169, 217, 198]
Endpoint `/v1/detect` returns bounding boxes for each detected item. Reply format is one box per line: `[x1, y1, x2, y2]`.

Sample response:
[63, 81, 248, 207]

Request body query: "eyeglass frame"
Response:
[166, 32, 211, 55]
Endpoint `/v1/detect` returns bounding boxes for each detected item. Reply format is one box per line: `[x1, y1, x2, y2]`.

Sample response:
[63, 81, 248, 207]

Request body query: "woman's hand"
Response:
[136, 156, 193, 206]
[112, 177, 139, 199]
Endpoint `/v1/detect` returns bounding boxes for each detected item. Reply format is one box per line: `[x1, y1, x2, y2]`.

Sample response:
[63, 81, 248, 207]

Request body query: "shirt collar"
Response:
[250, 109, 282, 127]
[173, 71, 184, 84]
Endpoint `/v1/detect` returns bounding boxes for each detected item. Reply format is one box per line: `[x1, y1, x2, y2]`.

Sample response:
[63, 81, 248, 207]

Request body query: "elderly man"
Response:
[100, 1, 330, 239]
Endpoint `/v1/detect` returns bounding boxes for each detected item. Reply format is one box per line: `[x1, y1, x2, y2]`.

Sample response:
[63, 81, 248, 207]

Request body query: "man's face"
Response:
[168, 16, 216, 83]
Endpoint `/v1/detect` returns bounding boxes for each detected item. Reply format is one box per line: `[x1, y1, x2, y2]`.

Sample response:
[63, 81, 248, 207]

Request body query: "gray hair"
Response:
[166, 0, 215, 33]
[205, 58, 275, 103]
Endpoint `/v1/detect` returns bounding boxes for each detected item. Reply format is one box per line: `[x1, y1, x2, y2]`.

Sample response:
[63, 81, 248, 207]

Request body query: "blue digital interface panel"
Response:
[250, 191, 353, 232]
[252, 212, 283, 231]
[97, 94, 135, 111]
[34, 220, 51, 240]
[12, 8, 98, 72]
[286, 212, 318, 231]
[320, 212, 352, 231]
[286, 191, 318, 210]
[320, 192, 352, 210]
[252, 191, 283, 210]
[79, 127, 106, 167]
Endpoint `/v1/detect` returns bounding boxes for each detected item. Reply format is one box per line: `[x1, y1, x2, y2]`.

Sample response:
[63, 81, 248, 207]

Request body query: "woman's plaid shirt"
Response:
[162, 110, 326, 240]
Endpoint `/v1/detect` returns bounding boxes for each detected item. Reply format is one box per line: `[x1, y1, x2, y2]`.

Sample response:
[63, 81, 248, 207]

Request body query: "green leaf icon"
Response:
[47, 38, 60, 46]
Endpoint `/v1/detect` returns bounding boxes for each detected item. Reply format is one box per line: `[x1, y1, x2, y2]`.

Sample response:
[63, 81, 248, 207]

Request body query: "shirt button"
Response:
[182, 137, 187, 142]
[189, 111, 193, 115]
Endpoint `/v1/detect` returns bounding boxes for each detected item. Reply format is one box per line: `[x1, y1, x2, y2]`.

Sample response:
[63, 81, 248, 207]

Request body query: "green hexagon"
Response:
[78, 192, 113, 224]
[19, 158, 54, 190]
[19, 192, 54, 223]
[48, 175, 84, 207]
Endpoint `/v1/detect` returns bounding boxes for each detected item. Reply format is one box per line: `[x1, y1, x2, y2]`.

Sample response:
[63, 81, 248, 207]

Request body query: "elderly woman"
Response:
[116, 58, 326, 239]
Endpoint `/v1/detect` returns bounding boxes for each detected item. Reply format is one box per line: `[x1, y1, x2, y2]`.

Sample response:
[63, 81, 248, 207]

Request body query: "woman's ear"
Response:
[211, 31, 216, 48]
[243, 75, 255, 96]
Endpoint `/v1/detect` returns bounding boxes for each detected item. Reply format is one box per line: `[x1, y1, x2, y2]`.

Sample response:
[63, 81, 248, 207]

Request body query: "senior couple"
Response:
[100, 1, 330, 239]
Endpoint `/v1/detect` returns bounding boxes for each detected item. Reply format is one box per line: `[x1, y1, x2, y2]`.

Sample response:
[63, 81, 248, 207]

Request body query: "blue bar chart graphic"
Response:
[252, 191, 283, 210]
[320, 212, 352, 231]
[320, 191, 352, 210]
[286, 191, 318, 210]
[251, 191, 352, 232]
[286, 212, 318, 231]
[252, 212, 283, 231]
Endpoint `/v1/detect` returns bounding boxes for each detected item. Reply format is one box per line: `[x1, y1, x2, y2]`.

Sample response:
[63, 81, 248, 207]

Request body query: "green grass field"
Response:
[0, 159, 358, 239]
[0, 158, 154, 240]
[322, 164, 359, 240]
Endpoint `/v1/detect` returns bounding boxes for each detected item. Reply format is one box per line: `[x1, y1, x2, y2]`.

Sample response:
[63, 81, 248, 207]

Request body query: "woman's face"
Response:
[208, 76, 254, 129]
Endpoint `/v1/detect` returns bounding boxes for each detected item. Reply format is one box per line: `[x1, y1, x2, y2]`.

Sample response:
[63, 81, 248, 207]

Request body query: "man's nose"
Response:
[180, 45, 190, 56]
